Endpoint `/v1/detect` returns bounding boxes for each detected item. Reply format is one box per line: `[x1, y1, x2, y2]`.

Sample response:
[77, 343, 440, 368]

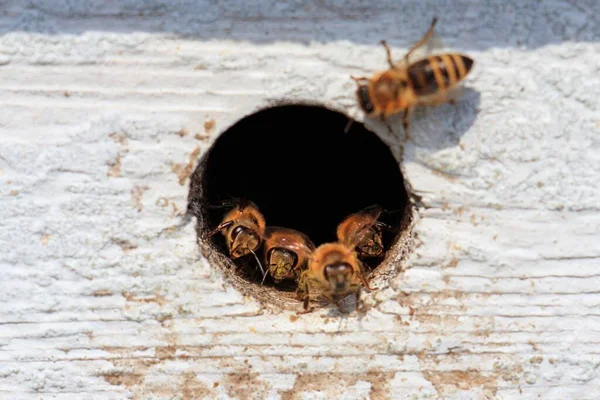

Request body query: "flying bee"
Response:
[207, 200, 266, 270]
[337, 205, 389, 260]
[351, 17, 475, 139]
[298, 242, 372, 312]
[262, 227, 315, 283]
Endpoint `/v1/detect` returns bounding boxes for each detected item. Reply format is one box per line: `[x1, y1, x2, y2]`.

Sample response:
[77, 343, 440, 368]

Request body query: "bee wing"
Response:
[337, 205, 383, 249]
[393, 21, 446, 68]
[286, 240, 315, 257]
[358, 204, 383, 220]
[415, 85, 465, 107]
[265, 226, 315, 254]
[344, 221, 378, 250]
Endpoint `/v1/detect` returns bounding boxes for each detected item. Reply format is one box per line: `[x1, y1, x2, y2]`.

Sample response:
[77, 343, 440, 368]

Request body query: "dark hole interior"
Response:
[192, 105, 409, 289]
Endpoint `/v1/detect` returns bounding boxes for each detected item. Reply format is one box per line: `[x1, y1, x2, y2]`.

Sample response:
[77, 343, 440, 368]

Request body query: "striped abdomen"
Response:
[407, 54, 474, 96]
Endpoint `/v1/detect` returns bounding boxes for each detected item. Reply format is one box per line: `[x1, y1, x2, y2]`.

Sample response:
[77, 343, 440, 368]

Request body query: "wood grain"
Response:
[1, 1, 599, 399]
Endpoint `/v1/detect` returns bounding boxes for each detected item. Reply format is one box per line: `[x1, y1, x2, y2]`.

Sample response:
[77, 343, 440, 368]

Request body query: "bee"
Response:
[298, 242, 372, 312]
[207, 200, 266, 262]
[351, 17, 475, 139]
[263, 226, 315, 283]
[337, 205, 387, 260]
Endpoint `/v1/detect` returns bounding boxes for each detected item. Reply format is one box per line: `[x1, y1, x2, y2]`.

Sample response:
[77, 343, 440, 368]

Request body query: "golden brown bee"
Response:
[263, 226, 315, 283]
[298, 242, 372, 312]
[207, 200, 266, 260]
[351, 17, 475, 139]
[337, 205, 386, 259]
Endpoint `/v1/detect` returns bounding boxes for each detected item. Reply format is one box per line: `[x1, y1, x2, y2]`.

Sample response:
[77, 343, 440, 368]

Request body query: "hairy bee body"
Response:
[360, 53, 474, 118]
[299, 242, 371, 311]
[353, 17, 475, 139]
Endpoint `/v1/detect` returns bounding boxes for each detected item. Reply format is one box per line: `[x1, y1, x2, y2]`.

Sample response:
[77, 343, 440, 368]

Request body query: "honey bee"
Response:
[207, 200, 266, 262]
[337, 205, 387, 260]
[298, 242, 372, 312]
[351, 17, 475, 139]
[263, 226, 315, 283]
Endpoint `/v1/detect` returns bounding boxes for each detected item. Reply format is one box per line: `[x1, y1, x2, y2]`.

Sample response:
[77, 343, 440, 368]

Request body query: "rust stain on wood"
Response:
[109, 132, 128, 145]
[281, 372, 394, 399]
[112, 238, 138, 252]
[92, 289, 113, 297]
[102, 373, 145, 388]
[122, 289, 166, 305]
[223, 373, 271, 399]
[107, 153, 122, 177]
[131, 185, 149, 212]
[40, 233, 52, 246]
[422, 369, 498, 397]
[172, 145, 201, 185]
[204, 118, 216, 133]
[182, 372, 211, 400]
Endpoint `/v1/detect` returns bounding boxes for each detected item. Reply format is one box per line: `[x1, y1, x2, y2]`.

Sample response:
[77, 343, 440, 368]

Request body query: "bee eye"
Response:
[358, 86, 374, 114]
[230, 225, 247, 241]
[323, 262, 352, 280]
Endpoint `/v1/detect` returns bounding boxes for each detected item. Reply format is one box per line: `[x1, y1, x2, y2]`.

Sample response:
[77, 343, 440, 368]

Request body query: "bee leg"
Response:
[402, 108, 412, 141]
[355, 286, 363, 312]
[403, 17, 438, 64]
[350, 75, 369, 85]
[323, 293, 343, 312]
[380, 115, 393, 135]
[355, 259, 374, 292]
[343, 117, 354, 134]
[298, 288, 314, 314]
[296, 273, 315, 314]
[297, 295, 314, 314]
[296, 271, 308, 297]
[380, 40, 395, 69]
[360, 273, 375, 291]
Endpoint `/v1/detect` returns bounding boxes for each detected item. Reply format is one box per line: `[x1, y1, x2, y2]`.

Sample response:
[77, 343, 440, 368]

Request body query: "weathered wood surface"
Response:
[1, 1, 599, 399]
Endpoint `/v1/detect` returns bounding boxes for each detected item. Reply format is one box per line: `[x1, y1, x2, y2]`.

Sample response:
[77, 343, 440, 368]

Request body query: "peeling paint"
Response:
[1, 1, 599, 398]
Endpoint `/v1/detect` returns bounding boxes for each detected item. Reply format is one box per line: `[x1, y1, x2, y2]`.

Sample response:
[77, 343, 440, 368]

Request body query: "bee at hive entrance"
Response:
[188, 105, 412, 310]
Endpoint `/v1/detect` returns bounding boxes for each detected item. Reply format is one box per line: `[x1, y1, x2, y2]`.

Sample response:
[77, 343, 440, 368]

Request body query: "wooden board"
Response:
[1, 1, 599, 398]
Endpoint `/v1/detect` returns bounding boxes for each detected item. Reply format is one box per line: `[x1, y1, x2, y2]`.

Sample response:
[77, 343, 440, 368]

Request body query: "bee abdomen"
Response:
[408, 53, 474, 96]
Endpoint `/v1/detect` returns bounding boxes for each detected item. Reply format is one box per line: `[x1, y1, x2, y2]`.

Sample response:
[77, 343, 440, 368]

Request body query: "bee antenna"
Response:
[207, 197, 240, 209]
[207, 203, 229, 210]
[250, 249, 266, 283]
[261, 267, 269, 285]
[237, 196, 252, 210]
[206, 220, 233, 239]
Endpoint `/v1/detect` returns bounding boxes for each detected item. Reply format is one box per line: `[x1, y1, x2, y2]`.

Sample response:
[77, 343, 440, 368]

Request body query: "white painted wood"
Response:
[1, 1, 599, 399]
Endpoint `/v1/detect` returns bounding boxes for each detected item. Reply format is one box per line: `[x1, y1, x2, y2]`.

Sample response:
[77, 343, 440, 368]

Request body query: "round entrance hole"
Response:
[188, 105, 412, 310]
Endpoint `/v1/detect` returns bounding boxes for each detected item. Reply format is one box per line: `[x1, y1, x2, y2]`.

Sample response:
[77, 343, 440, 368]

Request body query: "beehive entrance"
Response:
[188, 105, 412, 309]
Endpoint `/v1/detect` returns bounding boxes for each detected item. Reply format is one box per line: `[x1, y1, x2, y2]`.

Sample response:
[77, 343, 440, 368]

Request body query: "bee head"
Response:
[324, 262, 354, 293]
[229, 225, 261, 259]
[267, 248, 297, 282]
[357, 229, 384, 258]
